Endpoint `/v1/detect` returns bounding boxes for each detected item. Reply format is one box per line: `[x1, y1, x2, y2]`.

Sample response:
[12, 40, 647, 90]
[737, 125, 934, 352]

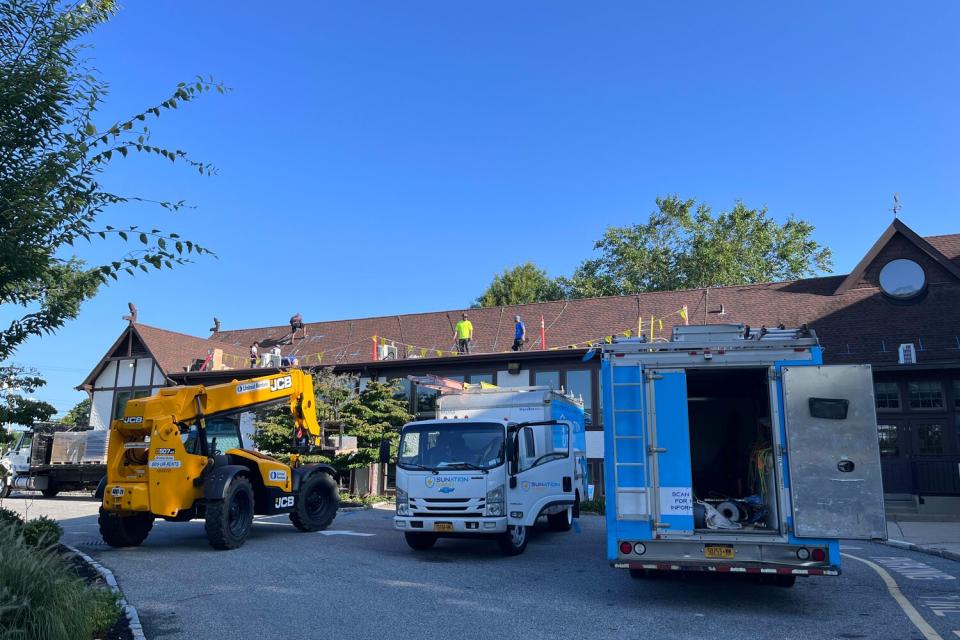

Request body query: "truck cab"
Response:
[602, 324, 886, 585]
[390, 386, 587, 555]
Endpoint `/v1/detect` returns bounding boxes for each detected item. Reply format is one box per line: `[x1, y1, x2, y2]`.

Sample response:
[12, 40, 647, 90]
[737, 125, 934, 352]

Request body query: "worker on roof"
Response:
[454, 312, 473, 355]
[249, 342, 260, 367]
[512, 314, 526, 352]
[290, 312, 305, 340]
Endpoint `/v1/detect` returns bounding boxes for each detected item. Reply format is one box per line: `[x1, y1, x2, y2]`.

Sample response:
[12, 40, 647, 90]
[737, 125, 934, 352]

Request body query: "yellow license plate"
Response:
[704, 545, 735, 559]
[433, 522, 454, 532]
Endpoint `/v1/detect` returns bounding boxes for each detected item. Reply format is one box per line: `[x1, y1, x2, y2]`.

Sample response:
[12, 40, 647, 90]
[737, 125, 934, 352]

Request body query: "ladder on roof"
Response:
[609, 360, 650, 520]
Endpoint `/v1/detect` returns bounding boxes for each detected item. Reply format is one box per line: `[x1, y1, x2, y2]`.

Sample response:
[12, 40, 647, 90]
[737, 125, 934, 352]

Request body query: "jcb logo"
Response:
[270, 376, 293, 393]
[275, 495, 295, 509]
[123, 416, 143, 424]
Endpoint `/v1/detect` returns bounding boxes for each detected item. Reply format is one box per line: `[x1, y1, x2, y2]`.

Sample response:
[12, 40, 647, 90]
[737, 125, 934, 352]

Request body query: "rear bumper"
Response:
[394, 516, 507, 534]
[614, 561, 839, 576]
[614, 539, 839, 576]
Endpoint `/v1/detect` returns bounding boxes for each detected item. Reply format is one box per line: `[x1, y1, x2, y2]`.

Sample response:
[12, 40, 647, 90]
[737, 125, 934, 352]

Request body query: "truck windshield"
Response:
[398, 422, 505, 471]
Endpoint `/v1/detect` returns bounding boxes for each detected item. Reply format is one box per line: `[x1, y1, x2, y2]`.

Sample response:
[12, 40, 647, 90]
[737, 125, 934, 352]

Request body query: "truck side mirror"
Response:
[378, 439, 391, 464]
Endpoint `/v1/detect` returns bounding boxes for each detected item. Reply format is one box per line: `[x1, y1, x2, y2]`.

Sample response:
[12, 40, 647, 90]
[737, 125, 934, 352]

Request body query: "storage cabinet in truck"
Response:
[601, 324, 886, 586]
[387, 385, 587, 555]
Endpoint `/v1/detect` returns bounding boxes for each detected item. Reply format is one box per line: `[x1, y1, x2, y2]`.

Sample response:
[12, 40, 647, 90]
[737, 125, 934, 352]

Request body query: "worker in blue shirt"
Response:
[512, 315, 526, 351]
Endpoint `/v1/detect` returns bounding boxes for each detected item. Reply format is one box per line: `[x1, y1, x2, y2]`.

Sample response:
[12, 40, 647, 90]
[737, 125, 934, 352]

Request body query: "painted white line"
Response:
[841, 545, 863, 550]
[842, 552, 943, 640]
[951, 631, 959, 638]
[319, 530, 375, 537]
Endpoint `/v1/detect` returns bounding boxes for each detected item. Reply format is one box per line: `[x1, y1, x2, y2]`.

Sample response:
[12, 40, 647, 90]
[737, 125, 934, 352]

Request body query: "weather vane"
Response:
[891, 192, 901, 218]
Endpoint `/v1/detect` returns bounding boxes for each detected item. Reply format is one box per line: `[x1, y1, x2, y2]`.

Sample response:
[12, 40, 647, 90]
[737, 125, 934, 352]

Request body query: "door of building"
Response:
[877, 420, 913, 495]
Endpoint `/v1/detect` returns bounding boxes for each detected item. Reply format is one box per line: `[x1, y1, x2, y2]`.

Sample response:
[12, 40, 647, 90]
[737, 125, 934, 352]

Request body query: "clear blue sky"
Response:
[7, 1, 960, 414]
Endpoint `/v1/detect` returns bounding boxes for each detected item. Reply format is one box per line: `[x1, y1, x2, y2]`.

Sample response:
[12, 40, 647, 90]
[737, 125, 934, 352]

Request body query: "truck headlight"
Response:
[396, 488, 409, 516]
[485, 486, 504, 517]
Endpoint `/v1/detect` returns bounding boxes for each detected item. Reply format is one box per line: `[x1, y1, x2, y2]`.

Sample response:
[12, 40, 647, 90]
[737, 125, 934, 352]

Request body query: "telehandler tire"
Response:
[290, 472, 339, 532]
[99, 507, 154, 547]
[547, 507, 573, 532]
[41, 484, 59, 498]
[205, 476, 254, 550]
[404, 532, 437, 550]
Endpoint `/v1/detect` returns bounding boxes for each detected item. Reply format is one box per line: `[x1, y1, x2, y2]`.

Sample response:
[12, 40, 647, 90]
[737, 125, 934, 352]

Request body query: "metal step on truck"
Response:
[0, 423, 107, 498]
[601, 323, 886, 586]
[383, 378, 588, 555]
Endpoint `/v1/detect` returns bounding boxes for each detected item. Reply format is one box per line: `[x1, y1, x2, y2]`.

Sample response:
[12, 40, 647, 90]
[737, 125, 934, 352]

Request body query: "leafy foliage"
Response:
[0, 522, 118, 640]
[0, 366, 55, 427]
[22, 516, 63, 548]
[561, 196, 832, 297]
[337, 381, 411, 469]
[0, 0, 224, 361]
[61, 397, 90, 425]
[0, 507, 24, 529]
[473, 262, 566, 308]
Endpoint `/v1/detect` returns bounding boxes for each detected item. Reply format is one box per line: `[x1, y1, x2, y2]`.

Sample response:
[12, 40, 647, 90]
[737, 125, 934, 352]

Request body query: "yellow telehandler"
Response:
[99, 370, 339, 550]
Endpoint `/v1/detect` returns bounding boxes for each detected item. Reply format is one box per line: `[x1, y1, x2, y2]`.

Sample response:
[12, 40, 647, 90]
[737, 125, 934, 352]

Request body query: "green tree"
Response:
[1, 0, 222, 362]
[337, 381, 412, 469]
[562, 196, 832, 297]
[0, 366, 55, 428]
[61, 398, 91, 425]
[473, 262, 566, 308]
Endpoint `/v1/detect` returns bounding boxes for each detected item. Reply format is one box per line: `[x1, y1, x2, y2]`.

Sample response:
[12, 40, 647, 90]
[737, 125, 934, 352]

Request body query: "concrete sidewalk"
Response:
[886, 519, 960, 561]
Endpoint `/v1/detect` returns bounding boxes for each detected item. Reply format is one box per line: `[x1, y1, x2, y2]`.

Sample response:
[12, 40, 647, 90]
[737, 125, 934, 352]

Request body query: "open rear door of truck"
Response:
[647, 369, 694, 535]
[782, 364, 887, 540]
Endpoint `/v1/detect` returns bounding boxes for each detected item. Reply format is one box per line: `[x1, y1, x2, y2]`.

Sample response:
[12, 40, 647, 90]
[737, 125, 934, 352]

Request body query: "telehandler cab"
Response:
[99, 370, 339, 550]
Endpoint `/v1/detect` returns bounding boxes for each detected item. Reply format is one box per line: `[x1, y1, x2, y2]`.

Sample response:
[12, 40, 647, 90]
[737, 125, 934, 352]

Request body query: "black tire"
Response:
[404, 532, 437, 550]
[0, 475, 10, 499]
[99, 507, 154, 548]
[547, 507, 573, 532]
[773, 574, 797, 588]
[498, 524, 529, 556]
[290, 472, 339, 532]
[41, 484, 59, 498]
[205, 476, 254, 550]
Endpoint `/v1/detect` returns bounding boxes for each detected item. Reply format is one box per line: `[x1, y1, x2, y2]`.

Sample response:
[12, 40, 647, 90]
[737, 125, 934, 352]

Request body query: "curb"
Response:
[884, 538, 960, 563]
[64, 544, 146, 640]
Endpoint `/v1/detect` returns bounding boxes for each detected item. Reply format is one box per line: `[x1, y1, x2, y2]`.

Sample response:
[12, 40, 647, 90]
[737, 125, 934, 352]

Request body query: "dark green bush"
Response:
[0, 524, 118, 640]
[0, 506, 23, 529]
[579, 498, 605, 515]
[22, 516, 63, 547]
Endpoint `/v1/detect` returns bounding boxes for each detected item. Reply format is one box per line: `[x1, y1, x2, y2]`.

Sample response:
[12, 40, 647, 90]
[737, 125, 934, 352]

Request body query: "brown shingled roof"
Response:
[134, 324, 248, 373]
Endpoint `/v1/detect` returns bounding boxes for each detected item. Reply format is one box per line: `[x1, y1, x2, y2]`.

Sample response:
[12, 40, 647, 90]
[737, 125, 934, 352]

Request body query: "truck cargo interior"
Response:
[686, 368, 780, 534]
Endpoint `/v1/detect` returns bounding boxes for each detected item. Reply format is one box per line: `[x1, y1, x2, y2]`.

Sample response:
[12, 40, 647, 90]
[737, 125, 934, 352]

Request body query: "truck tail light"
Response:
[812, 548, 826, 562]
[633, 543, 646, 555]
[619, 541, 633, 554]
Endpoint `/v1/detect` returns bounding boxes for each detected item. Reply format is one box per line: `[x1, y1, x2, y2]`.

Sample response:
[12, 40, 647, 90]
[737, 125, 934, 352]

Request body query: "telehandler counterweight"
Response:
[99, 370, 339, 550]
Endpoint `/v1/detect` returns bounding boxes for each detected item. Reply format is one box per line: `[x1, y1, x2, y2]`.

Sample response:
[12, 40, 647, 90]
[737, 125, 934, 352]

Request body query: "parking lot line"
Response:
[842, 552, 943, 640]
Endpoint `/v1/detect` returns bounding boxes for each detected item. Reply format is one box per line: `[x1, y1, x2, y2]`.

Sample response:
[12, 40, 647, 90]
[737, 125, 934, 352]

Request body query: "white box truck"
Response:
[601, 324, 887, 586]
[384, 385, 588, 555]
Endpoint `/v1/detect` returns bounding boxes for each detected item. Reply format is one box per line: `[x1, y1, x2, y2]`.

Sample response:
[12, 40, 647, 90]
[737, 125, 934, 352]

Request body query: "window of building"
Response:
[468, 373, 494, 385]
[113, 389, 151, 420]
[879, 259, 926, 299]
[566, 369, 593, 427]
[534, 370, 560, 390]
[908, 381, 944, 409]
[874, 382, 900, 410]
[916, 423, 944, 455]
[877, 424, 899, 457]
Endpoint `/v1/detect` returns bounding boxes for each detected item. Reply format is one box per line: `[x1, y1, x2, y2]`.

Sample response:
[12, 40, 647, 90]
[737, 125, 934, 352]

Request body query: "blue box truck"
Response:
[601, 324, 886, 586]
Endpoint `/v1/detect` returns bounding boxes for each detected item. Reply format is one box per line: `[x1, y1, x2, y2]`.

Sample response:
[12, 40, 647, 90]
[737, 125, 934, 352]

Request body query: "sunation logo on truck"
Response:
[425, 475, 468, 493]
[236, 376, 292, 395]
[521, 480, 561, 492]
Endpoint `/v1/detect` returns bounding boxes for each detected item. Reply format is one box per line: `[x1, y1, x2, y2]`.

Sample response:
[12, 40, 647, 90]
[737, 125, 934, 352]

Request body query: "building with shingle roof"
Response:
[78, 219, 960, 506]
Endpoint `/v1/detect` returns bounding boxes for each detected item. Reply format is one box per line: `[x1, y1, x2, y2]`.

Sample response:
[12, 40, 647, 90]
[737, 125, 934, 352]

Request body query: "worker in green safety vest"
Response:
[454, 312, 474, 355]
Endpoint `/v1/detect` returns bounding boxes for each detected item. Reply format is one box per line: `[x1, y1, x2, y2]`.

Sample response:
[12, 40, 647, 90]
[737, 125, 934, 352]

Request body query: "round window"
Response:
[878, 259, 926, 299]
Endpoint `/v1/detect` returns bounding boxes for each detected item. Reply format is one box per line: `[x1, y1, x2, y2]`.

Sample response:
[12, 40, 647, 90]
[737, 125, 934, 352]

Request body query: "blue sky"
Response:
[7, 1, 960, 414]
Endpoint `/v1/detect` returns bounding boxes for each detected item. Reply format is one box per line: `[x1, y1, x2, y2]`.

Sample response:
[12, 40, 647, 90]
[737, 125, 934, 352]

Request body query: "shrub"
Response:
[0, 525, 115, 640]
[0, 506, 23, 529]
[22, 516, 63, 548]
[579, 498, 605, 515]
[88, 587, 122, 636]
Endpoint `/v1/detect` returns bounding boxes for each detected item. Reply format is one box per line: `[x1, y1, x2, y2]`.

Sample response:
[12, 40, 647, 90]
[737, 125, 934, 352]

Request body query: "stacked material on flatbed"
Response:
[81, 430, 109, 464]
[50, 432, 85, 464]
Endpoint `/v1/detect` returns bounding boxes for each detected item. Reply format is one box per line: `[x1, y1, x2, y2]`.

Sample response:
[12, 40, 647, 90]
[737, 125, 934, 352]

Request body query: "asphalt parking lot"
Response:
[5, 493, 960, 640]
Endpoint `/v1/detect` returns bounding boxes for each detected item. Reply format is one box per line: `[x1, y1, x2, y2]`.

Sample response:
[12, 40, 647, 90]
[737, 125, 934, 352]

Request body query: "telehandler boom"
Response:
[99, 370, 339, 550]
